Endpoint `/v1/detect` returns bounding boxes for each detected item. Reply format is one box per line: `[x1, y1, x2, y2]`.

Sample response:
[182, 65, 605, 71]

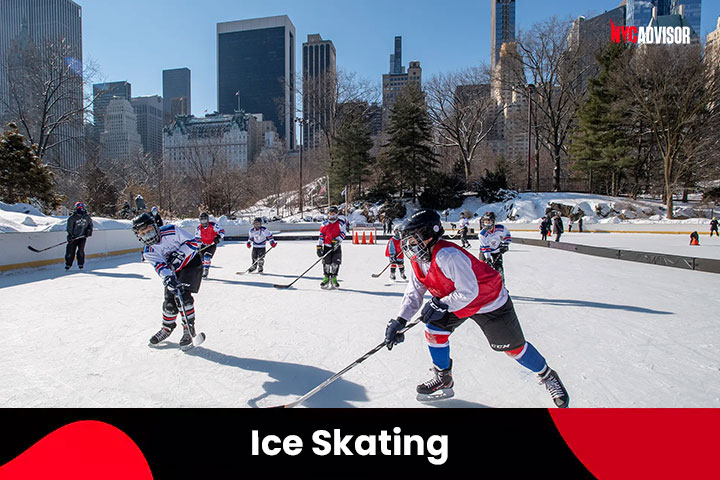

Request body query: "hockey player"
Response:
[383, 209, 569, 408]
[710, 217, 718, 237]
[132, 212, 203, 349]
[478, 211, 511, 284]
[317, 206, 346, 289]
[195, 212, 225, 278]
[385, 227, 406, 281]
[65, 202, 93, 270]
[247, 217, 277, 273]
[458, 212, 470, 248]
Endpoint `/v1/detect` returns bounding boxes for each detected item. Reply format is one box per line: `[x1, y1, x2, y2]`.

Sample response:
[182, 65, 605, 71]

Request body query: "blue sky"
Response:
[82, 0, 720, 116]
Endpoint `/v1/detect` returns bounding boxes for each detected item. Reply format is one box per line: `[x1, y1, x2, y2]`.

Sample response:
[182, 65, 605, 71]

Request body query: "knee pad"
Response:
[424, 326, 451, 347]
[163, 299, 178, 316]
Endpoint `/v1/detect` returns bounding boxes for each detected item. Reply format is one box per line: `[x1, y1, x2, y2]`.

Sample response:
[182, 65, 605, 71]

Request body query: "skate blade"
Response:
[416, 388, 455, 402]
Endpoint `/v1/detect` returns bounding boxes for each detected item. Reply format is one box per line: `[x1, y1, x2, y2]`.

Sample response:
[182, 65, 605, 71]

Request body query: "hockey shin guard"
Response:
[506, 342, 547, 373]
[425, 324, 451, 370]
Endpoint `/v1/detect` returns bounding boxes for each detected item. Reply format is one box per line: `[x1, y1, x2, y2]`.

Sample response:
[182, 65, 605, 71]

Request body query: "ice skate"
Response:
[416, 361, 455, 401]
[538, 368, 569, 408]
[320, 276, 330, 289]
[330, 276, 340, 289]
[389, 271, 396, 280]
[149, 326, 173, 346]
[202, 268, 209, 278]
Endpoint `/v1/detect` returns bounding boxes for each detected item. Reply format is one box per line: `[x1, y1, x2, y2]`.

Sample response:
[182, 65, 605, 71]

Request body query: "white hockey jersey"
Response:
[247, 226, 276, 248]
[459, 217, 469, 229]
[143, 225, 199, 280]
[479, 224, 512, 259]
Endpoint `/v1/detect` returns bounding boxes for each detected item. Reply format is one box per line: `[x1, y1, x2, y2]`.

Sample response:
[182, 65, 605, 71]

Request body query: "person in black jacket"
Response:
[553, 215, 564, 242]
[65, 202, 93, 270]
[151, 206, 163, 227]
[539, 216, 550, 241]
[711, 217, 718, 237]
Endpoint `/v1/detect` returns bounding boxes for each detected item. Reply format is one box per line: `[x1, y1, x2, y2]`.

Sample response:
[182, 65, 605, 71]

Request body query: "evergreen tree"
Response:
[570, 44, 633, 195]
[0, 122, 60, 209]
[330, 109, 374, 203]
[384, 84, 437, 200]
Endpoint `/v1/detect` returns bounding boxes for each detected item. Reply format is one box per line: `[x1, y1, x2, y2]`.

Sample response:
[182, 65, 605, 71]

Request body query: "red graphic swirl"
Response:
[550, 409, 720, 479]
[0, 420, 152, 479]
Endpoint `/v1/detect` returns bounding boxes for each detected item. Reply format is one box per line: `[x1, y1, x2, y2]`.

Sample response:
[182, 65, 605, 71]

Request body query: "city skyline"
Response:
[50, 0, 720, 124]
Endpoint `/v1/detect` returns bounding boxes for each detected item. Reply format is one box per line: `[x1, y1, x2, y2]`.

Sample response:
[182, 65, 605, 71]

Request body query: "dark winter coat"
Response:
[553, 217, 564, 234]
[540, 218, 551, 234]
[711, 219, 719, 230]
[67, 212, 93, 239]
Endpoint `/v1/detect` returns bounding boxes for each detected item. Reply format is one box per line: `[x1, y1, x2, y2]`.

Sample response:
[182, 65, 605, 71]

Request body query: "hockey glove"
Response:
[168, 251, 186, 271]
[213, 235, 221, 245]
[247, 242, 252, 249]
[421, 297, 450, 324]
[499, 244, 509, 254]
[389, 255, 397, 264]
[384, 317, 407, 350]
[331, 240, 340, 251]
[316, 245, 324, 258]
[163, 275, 181, 293]
[271, 242, 277, 248]
[67, 235, 73, 242]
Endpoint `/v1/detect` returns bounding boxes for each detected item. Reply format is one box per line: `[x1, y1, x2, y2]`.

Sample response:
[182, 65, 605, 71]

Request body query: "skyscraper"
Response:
[389, 36, 403, 75]
[100, 97, 142, 163]
[0, 0, 84, 169]
[672, 0, 701, 37]
[131, 95, 163, 161]
[491, 0, 516, 69]
[162, 67, 191, 126]
[302, 33, 336, 149]
[382, 38, 422, 130]
[626, 0, 672, 28]
[93, 81, 131, 137]
[217, 15, 296, 150]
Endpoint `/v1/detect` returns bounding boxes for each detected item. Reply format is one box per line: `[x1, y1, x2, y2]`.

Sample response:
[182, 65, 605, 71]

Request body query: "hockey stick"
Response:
[169, 263, 206, 350]
[237, 246, 275, 275]
[266, 318, 422, 408]
[28, 236, 86, 253]
[273, 247, 334, 289]
[371, 263, 391, 278]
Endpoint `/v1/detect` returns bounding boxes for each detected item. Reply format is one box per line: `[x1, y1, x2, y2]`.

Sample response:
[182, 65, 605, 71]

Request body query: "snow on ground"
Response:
[1, 237, 718, 408]
[510, 231, 720, 260]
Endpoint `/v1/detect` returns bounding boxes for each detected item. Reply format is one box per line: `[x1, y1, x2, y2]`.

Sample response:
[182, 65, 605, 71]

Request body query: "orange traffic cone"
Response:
[362, 231, 367, 244]
[369, 231, 374, 244]
[353, 231, 359, 244]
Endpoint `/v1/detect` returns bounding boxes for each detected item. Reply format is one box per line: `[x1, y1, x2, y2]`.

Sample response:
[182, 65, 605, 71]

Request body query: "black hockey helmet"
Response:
[199, 212, 209, 226]
[327, 206, 339, 222]
[74, 201, 86, 214]
[253, 217, 262, 227]
[399, 209, 444, 262]
[481, 211, 496, 229]
[132, 212, 159, 246]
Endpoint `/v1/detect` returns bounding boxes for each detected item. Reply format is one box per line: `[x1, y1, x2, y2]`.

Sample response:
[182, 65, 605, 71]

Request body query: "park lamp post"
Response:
[517, 83, 536, 191]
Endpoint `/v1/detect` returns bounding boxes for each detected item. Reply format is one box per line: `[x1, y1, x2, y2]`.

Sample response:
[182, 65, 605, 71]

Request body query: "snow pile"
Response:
[436, 192, 713, 226]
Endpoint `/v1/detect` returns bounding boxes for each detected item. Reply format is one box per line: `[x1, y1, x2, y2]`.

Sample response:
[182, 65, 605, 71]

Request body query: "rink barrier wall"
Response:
[512, 237, 720, 274]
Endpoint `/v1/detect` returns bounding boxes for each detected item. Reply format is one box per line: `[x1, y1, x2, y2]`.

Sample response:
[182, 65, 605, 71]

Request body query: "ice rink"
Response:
[1, 236, 718, 408]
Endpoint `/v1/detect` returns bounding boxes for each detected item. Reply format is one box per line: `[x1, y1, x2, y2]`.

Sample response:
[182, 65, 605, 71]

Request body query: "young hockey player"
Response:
[195, 212, 225, 278]
[247, 217, 277, 273]
[710, 218, 719, 238]
[317, 206, 346, 289]
[458, 212, 470, 248]
[385, 227, 406, 281]
[132, 212, 203, 349]
[478, 211, 511, 283]
[65, 202, 93, 270]
[383, 209, 569, 408]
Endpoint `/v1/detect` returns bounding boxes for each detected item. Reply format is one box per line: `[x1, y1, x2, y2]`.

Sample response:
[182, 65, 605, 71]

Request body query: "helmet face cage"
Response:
[74, 202, 85, 213]
[400, 225, 440, 263]
[253, 217, 262, 228]
[327, 207, 338, 222]
[200, 213, 209, 226]
[482, 213, 495, 229]
[132, 215, 159, 246]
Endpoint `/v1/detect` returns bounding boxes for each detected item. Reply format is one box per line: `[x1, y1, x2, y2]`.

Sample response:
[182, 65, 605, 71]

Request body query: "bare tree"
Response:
[504, 17, 589, 191]
[613, 45, 720, 218]
[1, 37, 97, 170]
[426, 67, 501, 183]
